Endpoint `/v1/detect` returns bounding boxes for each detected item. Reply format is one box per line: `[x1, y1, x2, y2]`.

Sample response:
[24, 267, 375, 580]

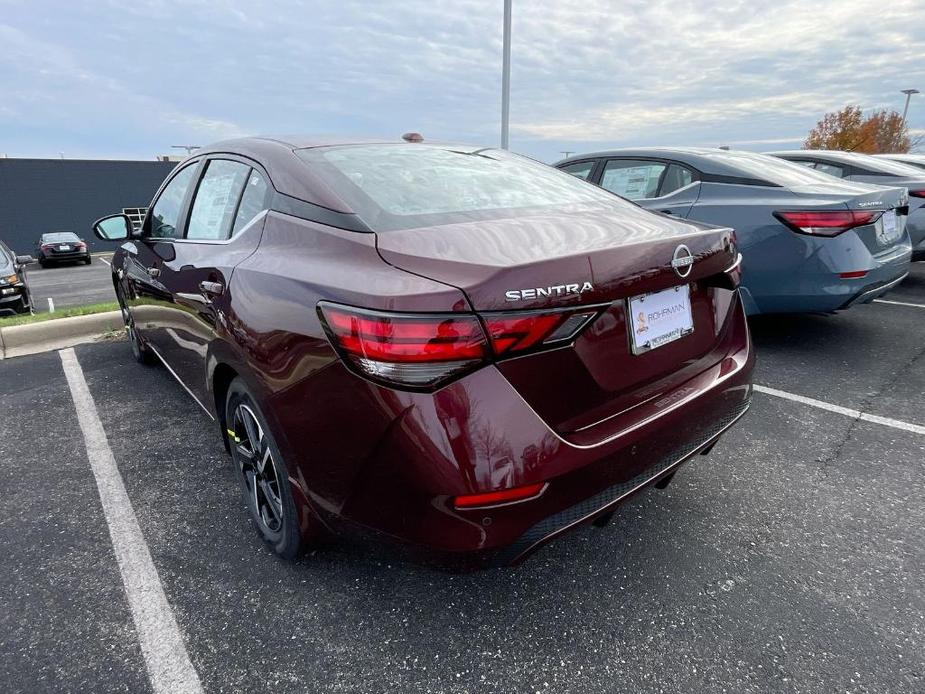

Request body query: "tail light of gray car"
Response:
[908, 190, 925, 198]
[318, 302, 601, 390]
[773, 210, 884, 237]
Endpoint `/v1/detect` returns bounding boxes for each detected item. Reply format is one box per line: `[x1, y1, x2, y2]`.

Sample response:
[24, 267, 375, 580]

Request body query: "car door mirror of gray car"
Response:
[15, 255, 35, 266]
[93, 213, 134, 241]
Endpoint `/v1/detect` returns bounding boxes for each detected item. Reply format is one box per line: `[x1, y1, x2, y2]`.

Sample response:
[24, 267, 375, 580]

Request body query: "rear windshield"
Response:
[42, 232, 80, 242]
[296, 144, 633, 231]
[705, 151, 847, 187]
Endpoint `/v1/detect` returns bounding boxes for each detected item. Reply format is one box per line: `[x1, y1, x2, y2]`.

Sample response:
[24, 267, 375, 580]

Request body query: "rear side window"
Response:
[186, 160, 250, 241]
[814, 162, 845, 178]
[559, 161, 596, 180]
[600, 160, 666, 199]
[232, 170, 270, 235]
[150, 164, 198, 239]
[660, 164, 694, 195]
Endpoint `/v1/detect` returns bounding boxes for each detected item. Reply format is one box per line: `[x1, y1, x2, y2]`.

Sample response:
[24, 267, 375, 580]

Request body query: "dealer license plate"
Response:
[628, 285, 694, 355]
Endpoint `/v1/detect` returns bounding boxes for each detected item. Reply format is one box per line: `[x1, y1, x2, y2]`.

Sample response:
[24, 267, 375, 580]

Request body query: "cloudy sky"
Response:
[2, 0, 924, 162]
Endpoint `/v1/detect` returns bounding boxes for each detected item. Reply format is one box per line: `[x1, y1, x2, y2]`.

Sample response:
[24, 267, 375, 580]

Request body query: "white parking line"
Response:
[755, 384, 925, 436]
[873, 298, 925, 309]
[98, 255, 112, 267]
[59, 348, 204, 694]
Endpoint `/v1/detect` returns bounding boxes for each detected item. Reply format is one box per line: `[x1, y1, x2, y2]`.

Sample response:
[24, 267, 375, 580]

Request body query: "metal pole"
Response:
[902, 93, 912, 125]
[501, 0, 512, 149]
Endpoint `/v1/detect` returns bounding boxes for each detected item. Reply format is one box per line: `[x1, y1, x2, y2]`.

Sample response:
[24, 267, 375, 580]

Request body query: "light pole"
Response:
[901, 89, 919, 125]
[501, 0, 512, 149]
[560, 151, 575, 159]
[171, 145, 201, 156]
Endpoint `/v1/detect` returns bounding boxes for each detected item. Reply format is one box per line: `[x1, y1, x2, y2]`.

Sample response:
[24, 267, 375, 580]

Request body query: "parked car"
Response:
[875, 152, 925, 171]
[556, 148, 912, 315]
[0, 240, 34, 316]
[35, 231, 91, 267]
[91, 136, 753, 566]
[768, 150, 925, 260]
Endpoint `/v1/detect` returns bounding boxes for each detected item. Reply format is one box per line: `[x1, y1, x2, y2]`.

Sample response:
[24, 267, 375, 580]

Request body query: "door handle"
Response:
[659, 209, 673, 215]
[199, 281, 224, 297]
[146, 266, 160, 277]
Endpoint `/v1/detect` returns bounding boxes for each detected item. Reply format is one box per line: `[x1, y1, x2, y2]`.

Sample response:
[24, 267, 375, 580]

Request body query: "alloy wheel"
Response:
[231, 404, 284, 534]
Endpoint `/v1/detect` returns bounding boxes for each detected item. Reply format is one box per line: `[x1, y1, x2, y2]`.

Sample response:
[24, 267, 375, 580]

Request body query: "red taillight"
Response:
[839, 270, 868, 279]
[318, 302, 601, 390]
[318, 303, 488, 388]
[909, 190, 925, 198]
[76, 241, 87, 249]
[482, 309, 599, 356]
[453, 482, 547, 509]
[773, 210, 883, 237]
[41, 244, 53, 250]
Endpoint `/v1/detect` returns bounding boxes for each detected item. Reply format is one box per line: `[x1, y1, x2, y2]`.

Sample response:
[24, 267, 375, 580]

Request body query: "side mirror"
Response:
[93, 214, 133, 241]
[15, 255, 35, 267]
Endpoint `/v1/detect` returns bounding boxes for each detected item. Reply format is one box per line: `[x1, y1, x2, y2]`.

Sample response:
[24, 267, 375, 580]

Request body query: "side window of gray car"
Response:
[659, 164, 694, 196]
[814, 162, 845, 178]
[559, 161, 596, 180]
[600, 160, 666, 200]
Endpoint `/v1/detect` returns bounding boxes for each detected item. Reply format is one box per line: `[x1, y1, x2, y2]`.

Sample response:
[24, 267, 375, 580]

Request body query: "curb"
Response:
[0, 310, 123, 359]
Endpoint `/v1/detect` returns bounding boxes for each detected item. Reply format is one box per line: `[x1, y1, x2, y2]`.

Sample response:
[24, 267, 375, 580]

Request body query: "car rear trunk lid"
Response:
[377, 204, 740, 436]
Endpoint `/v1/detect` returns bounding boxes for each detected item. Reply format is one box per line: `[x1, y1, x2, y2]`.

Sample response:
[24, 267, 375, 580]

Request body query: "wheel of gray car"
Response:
[116, 285, 154, 365]
[225, 378, 303, 559]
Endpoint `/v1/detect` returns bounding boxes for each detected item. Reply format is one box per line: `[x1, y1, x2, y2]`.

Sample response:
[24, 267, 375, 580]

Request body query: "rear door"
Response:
[595, 158, 700, 217]
[153, 157, 272, 405]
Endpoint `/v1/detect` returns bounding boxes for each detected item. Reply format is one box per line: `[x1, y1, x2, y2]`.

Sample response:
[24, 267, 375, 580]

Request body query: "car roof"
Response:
[769, 149, 925, 177]
[554, 147, 783, 178]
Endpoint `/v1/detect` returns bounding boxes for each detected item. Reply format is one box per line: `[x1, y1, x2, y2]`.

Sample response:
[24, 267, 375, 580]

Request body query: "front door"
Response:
[152, 159, 271, 408]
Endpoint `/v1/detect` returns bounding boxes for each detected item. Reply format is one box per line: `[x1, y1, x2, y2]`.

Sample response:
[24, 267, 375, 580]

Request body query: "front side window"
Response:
[559, 161, 596, 180]
[232, 170, 270, 235]
[186, 160, 250, 241]
[149, 164, 198, 239]
[600, 160, 666, 199]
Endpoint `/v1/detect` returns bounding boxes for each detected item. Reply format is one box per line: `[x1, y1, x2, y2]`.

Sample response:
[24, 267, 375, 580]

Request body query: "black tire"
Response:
[38, 259, 47, 268]
[225, 378, 304, 559]
[116, 285, 155, 365]
[85, 256, 92, 265]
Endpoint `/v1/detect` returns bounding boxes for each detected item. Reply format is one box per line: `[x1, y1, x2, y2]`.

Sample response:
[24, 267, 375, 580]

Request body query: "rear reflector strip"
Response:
[839, 270, 868, 279]
[453, 482, 547, 509]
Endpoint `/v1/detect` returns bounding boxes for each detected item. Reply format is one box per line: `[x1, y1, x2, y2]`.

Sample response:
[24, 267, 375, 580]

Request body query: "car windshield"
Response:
[42, 232, 80, 243]
[296, 144, 633, 231]
[706, 151, 846, 186]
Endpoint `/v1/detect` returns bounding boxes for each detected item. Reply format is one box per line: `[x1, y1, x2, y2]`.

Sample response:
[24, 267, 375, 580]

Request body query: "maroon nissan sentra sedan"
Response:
[92, 136, 753, 567]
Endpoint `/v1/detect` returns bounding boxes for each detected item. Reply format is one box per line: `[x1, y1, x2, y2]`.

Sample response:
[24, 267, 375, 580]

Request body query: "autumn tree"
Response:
[803, 105, 912, 153]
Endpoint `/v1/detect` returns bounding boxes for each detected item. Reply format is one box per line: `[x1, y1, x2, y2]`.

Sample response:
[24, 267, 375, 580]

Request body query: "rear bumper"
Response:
[273, 294, 754, 566]
[841, 271, 908, 308]
[744, 231, 911, 314]
[41, 251, 89, 262]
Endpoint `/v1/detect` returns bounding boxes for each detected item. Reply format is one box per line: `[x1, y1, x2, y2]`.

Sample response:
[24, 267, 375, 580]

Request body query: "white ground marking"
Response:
[58, 348, 204, 694]
[873, 298, 925, 309]
[99, 255, 112, 266]
[755, 385, 925, 436]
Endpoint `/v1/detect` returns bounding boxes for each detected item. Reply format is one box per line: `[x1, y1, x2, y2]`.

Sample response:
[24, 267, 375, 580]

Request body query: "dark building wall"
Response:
[0, 158, 177, 254]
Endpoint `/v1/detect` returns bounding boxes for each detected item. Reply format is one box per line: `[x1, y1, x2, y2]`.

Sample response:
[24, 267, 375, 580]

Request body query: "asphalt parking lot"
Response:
[2, 266, 924, 694]
[24, 255, 115, 311]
